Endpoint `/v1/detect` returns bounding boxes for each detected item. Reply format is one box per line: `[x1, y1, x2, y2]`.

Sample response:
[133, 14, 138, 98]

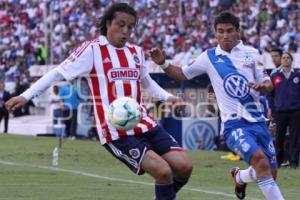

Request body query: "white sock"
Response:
[236, 166, 257, 184]
[257, 176, 285, 200]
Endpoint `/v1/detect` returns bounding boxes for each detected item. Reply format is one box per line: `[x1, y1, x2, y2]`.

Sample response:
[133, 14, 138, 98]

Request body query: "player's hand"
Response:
[248, 82, 265, 92]
[5, 96, 28, 112]
[150, 47, 165, 65]
[166, 96, 183, 105]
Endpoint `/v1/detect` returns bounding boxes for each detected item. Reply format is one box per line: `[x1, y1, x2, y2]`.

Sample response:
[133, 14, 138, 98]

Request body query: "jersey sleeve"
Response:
[56, 42, 94, 80]
[182, 51, 208, 80]
[252, 51, 270, 83]
[139, 48, 149, 79]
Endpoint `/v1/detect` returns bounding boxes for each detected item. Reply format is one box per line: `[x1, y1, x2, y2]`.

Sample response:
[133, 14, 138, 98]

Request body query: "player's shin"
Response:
[173, 176, 190, 193]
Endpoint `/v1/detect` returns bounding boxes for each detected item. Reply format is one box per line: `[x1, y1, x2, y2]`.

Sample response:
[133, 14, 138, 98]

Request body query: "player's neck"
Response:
[282, 65, 292, 73]
[221, 41, 240, 53]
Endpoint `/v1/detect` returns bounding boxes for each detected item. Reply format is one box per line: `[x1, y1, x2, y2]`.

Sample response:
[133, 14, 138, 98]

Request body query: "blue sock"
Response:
[155, 183, 176, 200]
[173, 177, 189, 193]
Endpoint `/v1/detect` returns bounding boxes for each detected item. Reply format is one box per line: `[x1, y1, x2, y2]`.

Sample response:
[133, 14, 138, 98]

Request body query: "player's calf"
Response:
[162, 151, 193, 193]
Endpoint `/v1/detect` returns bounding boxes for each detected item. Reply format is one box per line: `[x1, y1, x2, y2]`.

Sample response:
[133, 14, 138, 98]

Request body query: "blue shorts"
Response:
[223, 119, 277, 169]
[103, 125, 182, 175]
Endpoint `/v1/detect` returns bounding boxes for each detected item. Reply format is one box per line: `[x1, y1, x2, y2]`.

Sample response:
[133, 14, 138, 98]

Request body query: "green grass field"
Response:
[0, 134, 299, 200]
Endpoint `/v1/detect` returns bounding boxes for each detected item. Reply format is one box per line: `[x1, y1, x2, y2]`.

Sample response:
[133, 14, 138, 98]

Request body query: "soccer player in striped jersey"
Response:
[5, 3, 192, 200]
[151, 12, 285, 200]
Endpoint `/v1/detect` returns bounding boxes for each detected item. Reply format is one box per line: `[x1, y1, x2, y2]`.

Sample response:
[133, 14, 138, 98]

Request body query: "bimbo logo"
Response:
[109, 68, 140, 81]
[223, 74, 250, 99]
[183, 121, 216, 150]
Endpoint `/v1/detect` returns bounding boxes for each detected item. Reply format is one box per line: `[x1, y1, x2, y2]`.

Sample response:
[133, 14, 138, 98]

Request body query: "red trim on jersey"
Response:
[100, 45, 126, 137]
[116, 49, 132, 97]
[75, 41, 92, 57]
[170, 147, 183, 151]
[89, 52, 112, 143]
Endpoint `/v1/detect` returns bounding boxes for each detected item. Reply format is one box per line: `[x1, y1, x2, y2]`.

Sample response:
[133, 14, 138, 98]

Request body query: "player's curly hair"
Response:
[214, 11, 240, 30]
[98, 3, 138, 36]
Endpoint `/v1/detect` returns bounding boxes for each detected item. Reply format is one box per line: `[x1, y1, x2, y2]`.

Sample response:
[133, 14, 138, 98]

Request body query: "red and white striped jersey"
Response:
[57, 36, 157, 144]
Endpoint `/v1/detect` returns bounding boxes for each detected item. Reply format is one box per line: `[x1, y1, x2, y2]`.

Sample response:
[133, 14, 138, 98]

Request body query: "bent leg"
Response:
[104, 136, 176, 200]
[251, 149, 284, 200]
[146, 125, 192, 194]
[141, 150, 176, 200]
[142, 150, 173, 184]
[162, 150, 193, 193]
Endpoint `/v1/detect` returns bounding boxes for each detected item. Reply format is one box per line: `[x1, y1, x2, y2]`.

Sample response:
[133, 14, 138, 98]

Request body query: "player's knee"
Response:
[155, 164, 173, 183]
[176, 159, 193, 178]
[251, 151, 271, 177]
[254, 154, 269, 169]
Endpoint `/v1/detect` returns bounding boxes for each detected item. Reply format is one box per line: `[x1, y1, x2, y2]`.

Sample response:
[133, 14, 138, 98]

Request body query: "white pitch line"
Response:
[0, 160, 261, 200]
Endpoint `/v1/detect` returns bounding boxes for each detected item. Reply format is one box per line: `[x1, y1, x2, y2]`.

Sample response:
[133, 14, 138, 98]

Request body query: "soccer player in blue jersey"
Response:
[150, 12, 284, 200]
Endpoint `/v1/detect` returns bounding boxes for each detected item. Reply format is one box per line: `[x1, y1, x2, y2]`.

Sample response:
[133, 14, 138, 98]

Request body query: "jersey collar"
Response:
[279, 67, 294, 73]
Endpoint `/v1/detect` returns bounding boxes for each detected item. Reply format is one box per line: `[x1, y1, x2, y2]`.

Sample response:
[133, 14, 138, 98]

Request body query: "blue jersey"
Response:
[182, 42, 277, 167]
[182, 41, 270, 124]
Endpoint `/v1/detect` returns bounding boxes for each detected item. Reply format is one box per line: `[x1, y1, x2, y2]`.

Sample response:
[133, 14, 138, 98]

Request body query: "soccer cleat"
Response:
[280, 161, 289, 167]
[221, 152, 236, 160]
[229, 155, 242, 161]
[230, 167, 247, 199]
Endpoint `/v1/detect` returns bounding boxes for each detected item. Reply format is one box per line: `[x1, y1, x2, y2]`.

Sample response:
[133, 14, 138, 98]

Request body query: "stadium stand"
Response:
[0, 0, 299, 135]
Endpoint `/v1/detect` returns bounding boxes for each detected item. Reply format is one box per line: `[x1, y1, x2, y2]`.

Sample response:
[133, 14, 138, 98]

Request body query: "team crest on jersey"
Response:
[293, 77, 299, 84]
[129, 148, 140, 159]
[133, 55, 140, 64]
[223, 74, 250, 99]
[108, 68, 140, 81]
[243, 54, 255, 69]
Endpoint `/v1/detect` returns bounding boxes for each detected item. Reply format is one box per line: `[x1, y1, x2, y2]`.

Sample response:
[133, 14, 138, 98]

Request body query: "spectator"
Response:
[12, 76, 30, 116]
[203, 83, 218, 118]
[270, 48, 283, 68]
[59, 80, 80, 140]
[0, 82, 10, 133]
[269, 52, 300, 169]
[50, 85, 64, 134]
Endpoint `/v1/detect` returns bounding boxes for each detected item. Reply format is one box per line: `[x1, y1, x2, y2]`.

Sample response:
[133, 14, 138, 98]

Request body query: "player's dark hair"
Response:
[283, 52, 293, 61]
[214, 12, 240, 30]
[99, 3, 138, 36]
[271, 48, 283, 56]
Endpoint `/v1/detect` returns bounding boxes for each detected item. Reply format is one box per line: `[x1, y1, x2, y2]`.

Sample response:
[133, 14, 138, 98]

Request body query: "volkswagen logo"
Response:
[183, 121, 216, 150]
[223, 73, 250, 99]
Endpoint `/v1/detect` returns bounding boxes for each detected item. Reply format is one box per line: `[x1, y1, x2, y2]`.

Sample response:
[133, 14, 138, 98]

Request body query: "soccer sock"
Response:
[173, 177, 189, 193]
[236, 166, 257, 184]
[155, 183, 176, 200]
[257, 176, 284, 200]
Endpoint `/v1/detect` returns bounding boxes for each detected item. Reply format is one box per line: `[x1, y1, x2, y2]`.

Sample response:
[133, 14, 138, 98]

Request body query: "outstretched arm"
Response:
[140, 74, 182, 104]
[150, 47, 188, 81]
[248, 80, 274, 94]
[5, 69, 64, 112]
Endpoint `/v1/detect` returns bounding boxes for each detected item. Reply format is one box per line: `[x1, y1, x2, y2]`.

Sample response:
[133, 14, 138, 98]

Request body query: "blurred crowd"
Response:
[0, 0, 300, 86]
